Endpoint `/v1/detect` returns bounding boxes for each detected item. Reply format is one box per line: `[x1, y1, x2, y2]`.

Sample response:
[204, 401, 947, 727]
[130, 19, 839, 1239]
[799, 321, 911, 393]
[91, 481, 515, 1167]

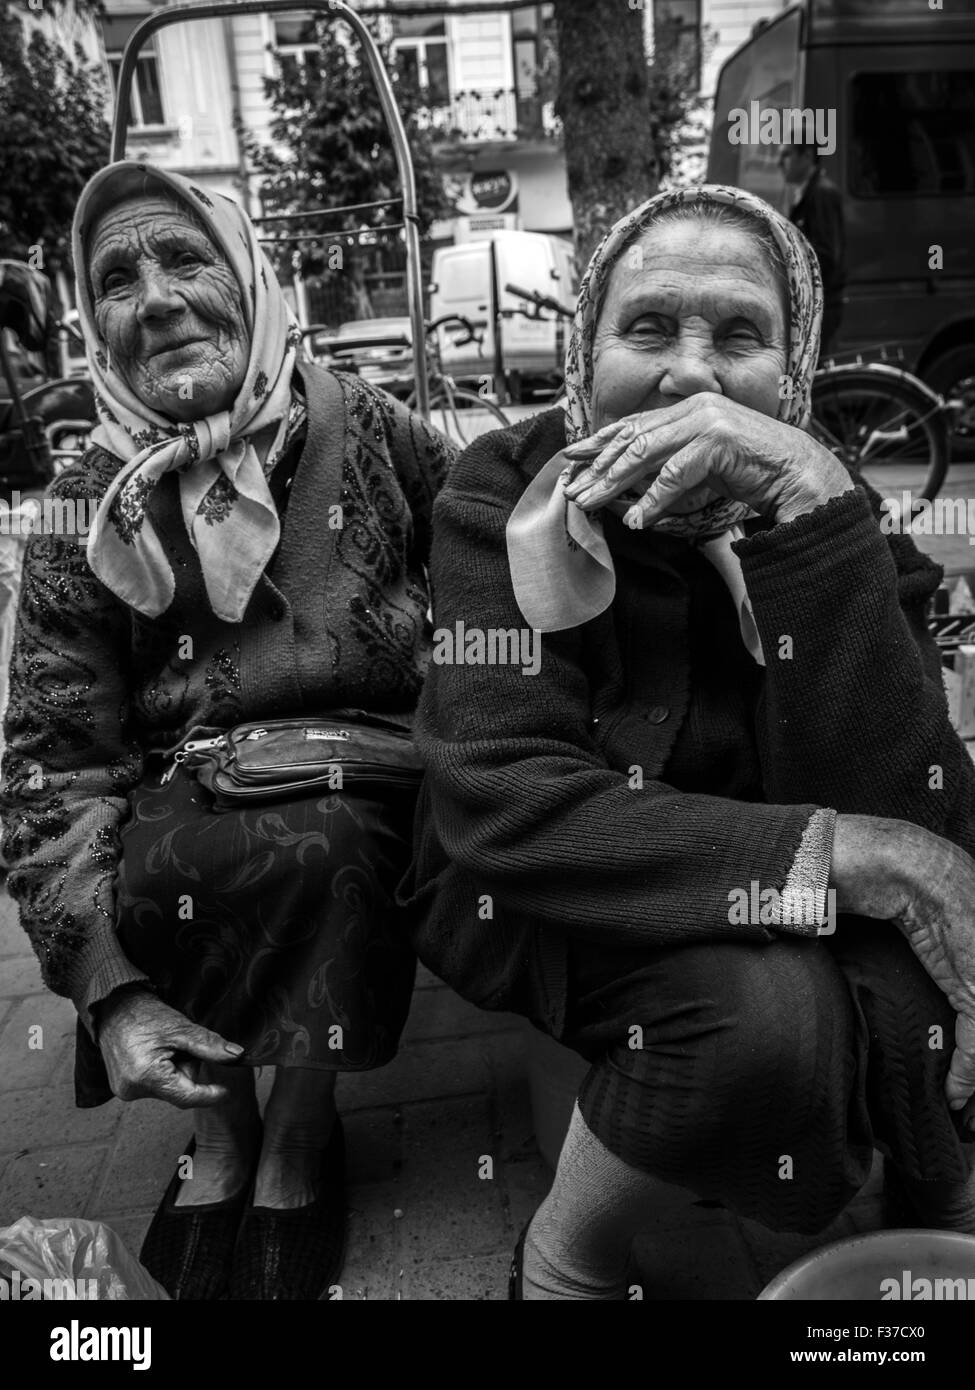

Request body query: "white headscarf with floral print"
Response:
[506, 183, 824, 644]
[72, 161, 305, 624]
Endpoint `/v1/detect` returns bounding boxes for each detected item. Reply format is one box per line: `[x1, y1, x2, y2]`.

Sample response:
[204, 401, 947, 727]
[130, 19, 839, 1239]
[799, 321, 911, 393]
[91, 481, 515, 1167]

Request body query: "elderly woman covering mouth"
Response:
[0, 162, 454, 1300]
[401, 184, 975, 1299]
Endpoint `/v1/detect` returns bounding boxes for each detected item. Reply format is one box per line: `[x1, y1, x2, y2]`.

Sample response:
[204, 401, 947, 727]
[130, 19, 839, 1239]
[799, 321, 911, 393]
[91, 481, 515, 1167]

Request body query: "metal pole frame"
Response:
[110, 0, 430, 417]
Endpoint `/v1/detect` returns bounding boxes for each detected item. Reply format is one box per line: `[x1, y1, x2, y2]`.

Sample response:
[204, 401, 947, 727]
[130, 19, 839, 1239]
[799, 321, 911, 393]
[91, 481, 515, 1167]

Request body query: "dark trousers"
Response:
[561, 918, 971, 1234]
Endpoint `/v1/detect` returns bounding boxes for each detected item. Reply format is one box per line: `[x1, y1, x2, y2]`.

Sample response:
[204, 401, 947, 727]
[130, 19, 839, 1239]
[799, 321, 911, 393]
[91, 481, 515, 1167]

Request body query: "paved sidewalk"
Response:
[0, 886, 885, 1300]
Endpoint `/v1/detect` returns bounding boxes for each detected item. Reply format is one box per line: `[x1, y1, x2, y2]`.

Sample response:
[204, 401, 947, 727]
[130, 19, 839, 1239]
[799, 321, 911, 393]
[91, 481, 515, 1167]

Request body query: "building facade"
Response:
[97, 0, 792, 316]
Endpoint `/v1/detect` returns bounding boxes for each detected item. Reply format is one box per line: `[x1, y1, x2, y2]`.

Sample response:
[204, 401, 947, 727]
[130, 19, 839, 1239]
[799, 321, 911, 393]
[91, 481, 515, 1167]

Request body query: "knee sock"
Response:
[522, 1101, 666, 1301]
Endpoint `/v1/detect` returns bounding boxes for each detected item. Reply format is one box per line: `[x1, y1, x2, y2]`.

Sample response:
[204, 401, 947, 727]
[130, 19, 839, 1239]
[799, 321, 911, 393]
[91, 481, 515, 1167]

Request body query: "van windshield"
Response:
[439, 250, 489, 304]
[851, 72, 975, 197]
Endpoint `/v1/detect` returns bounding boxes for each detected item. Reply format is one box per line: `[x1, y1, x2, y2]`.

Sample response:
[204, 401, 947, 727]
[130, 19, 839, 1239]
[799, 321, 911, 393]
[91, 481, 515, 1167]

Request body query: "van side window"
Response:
[851, 72, 975, 197]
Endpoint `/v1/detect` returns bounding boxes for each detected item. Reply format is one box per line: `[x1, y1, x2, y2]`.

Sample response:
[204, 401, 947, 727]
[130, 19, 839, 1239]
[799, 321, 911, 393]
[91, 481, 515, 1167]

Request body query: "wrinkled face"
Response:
[590, 220, 788, 513]
[88, 195, 248, 422]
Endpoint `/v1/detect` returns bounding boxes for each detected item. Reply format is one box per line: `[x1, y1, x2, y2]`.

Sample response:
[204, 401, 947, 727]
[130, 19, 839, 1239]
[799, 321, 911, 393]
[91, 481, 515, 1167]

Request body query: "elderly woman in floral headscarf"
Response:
[401, 184, 975, 1299]
[0, 162, 454, 1300]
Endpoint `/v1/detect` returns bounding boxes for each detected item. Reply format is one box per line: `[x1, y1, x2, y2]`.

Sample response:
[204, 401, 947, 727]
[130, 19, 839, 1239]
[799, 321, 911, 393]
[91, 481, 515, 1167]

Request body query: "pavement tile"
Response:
[485, 1029, 543, 1158]
[394, 1193, 508, 1263]
[394, 1096, 508, 1259]
[0, 1144, 110, 1226]
[0, 994, 76, 1092]
[0, 954, 43, 998]
[399, 1094, 500, 1186]
[401, 987, 521, 1043]
[631, 1216, 762, 1301]
[341, 1106, 403, 1186]
[339, 1037, 491, 1111]
[0, 1085, 122, 1157]
[339, 1182, 399, 1301]
[500, 1151, 551, 1234]
[89, 1103, 190, 1217]
[401, 1252, 505, 1301]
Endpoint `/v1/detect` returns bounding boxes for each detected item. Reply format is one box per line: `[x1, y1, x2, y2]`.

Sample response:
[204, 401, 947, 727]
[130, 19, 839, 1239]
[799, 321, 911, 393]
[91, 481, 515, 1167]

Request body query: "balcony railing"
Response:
[415, 88, 561, 143]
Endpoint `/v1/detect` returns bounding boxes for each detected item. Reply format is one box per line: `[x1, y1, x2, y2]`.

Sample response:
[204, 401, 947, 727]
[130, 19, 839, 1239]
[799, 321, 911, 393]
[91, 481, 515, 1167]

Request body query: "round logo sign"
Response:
[468, 170, 517, 212]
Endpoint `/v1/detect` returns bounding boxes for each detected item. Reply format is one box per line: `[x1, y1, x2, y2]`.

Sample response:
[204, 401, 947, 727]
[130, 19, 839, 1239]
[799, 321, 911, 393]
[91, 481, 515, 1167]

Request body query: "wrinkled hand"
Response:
[562, 394, 854, 527]
[831, 815, 975, 1119]
[94, 986, 244, 1109]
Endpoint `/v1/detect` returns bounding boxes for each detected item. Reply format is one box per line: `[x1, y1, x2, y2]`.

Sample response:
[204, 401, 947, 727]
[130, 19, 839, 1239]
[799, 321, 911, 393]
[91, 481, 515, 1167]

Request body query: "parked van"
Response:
[707, 0, 975, 438]
[428, 230, 577, 399]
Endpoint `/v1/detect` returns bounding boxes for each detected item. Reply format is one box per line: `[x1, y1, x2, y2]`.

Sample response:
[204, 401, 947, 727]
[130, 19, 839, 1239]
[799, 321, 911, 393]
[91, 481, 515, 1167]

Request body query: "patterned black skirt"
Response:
[75, 765, 418, 1107]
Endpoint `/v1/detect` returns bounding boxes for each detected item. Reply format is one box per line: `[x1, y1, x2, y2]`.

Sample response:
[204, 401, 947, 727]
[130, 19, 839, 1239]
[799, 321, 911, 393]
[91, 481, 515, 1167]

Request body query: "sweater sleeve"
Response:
[414, 428, 825, 948]
[736, 483, 975, 860]
[0, 464, 149, 1036]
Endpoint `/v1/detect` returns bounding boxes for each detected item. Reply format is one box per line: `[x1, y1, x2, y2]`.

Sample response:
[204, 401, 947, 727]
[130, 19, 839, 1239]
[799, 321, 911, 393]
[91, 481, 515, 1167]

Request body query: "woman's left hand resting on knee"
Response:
[831, 814, 975, 1117]
[563, 393, 855, 527]
[93, 985, 244, 1108]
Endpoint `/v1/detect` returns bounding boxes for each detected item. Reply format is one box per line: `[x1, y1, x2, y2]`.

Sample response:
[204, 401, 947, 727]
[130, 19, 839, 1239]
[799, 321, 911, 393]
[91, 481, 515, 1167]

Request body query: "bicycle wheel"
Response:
[809, 363, 949, 502]
[407, 385, 512, 448]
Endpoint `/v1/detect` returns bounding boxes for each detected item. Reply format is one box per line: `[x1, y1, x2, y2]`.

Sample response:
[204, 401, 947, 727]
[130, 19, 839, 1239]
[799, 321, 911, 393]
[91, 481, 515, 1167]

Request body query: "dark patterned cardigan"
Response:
[0, 362, 455, 1033]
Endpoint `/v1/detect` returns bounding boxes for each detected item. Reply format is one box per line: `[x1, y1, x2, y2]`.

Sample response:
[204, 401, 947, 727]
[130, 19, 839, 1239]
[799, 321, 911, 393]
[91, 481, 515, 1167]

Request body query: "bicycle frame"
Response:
[110, 0, 430, 417]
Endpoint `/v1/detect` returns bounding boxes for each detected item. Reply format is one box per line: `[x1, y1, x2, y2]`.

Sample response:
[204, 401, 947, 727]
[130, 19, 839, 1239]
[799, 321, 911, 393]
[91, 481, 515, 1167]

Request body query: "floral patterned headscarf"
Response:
[505, 184, 823, 644]
[72, 161, 305, 624]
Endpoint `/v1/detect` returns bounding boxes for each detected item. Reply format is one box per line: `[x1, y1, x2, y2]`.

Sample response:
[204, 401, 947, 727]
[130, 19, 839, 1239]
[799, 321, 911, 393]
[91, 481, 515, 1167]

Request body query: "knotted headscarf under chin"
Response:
[505, 184, 825, 660]
[72, 161, 305, 624]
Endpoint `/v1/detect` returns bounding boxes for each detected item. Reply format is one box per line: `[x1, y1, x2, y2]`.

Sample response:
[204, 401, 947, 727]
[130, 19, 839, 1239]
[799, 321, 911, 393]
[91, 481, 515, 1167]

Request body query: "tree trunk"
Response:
[553, 0, 657, 267]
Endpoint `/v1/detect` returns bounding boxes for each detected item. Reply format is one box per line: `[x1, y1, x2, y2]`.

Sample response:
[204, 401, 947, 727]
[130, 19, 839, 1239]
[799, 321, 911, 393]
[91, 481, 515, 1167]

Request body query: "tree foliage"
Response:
[0, 3, 110, 279]
[552, 0, 657, 266]
[650, 23, 719, 189]
[238, 17, 453, 315]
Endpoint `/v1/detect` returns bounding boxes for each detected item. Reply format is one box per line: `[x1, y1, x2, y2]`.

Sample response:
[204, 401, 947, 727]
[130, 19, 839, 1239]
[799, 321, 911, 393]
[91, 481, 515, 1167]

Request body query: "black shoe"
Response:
[508, 1222, 529, 1301]
[229, 1117, 347, 1300]
[140, 1137, 255, 1300]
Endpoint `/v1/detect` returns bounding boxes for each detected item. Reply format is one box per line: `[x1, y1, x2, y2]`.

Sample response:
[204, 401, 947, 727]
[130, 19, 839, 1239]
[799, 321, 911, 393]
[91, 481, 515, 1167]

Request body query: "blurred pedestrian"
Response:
[779, 143, 846, 356]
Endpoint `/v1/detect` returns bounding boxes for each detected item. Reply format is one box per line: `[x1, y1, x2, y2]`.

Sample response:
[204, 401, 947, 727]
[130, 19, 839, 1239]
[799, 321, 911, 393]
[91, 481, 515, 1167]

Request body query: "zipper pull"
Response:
[160, 750, 186, 785]
[159, 735, 225, 785]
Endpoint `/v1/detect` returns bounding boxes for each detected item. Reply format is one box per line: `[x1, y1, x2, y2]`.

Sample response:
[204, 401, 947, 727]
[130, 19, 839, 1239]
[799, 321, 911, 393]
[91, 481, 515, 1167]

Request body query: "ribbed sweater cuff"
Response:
[768, 807, 837, 937]
[66, 932, 153, 1041]
[732, 487, 889, 597]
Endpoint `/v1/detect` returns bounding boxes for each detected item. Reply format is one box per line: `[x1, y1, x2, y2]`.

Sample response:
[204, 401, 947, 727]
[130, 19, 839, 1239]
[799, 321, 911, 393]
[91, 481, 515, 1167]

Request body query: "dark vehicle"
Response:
[707, 0, 975, 441]
[0, 262, 96, 500]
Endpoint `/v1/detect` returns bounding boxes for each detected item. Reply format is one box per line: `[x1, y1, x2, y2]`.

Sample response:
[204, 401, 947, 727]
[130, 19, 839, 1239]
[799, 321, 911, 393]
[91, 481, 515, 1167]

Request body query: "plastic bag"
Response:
[0, 1216, 170, 1300]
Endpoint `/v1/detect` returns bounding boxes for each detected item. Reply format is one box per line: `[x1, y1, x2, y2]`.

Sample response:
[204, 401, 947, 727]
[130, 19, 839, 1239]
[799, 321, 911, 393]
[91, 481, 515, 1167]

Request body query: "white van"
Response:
[428, 230, 576, 399]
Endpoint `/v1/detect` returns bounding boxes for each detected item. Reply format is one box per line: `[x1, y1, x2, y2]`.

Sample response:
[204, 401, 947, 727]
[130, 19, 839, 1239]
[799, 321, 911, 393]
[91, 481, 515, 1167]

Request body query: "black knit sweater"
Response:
[399, 407, 975, 1035]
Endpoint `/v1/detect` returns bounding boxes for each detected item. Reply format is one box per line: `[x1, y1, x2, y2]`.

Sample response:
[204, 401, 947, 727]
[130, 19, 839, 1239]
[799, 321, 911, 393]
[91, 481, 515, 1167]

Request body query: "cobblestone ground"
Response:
[0, 887, 890, 1300]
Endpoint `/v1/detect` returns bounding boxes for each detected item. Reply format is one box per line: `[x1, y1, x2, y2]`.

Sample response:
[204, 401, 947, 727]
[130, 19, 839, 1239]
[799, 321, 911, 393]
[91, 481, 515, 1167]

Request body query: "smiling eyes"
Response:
[98, 247, 208, 296]
[627, 313, 766, 346]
